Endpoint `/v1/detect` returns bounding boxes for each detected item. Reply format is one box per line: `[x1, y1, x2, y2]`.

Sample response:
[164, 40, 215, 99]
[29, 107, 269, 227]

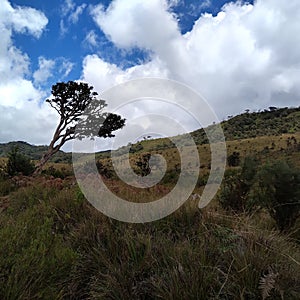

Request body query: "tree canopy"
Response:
[34, 81, 126, 174]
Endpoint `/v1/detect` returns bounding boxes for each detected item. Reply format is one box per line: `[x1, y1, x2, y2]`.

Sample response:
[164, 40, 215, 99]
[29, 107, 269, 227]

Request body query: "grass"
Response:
[0, 173, 299, 299]
[0, 127, 300, 298]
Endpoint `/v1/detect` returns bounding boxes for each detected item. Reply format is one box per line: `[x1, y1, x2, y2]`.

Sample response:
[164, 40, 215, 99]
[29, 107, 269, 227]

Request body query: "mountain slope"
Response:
[0, 141, 71, 163]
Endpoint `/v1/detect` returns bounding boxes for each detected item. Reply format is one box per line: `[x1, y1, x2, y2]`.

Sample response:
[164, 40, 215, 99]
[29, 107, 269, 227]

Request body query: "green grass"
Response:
[0, 174, 299, 299]
[0, 106, 300, 298]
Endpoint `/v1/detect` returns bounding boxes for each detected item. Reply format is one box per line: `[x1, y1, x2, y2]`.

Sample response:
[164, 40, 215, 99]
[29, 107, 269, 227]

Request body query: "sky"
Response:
[1, 0, 300, 150]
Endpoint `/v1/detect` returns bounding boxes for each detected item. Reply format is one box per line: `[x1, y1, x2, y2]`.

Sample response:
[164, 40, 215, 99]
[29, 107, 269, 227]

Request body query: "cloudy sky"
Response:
[1, 0, 300, 150]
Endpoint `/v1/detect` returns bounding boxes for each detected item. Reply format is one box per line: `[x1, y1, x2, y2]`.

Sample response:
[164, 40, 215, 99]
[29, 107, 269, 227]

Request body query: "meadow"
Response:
[0, 108, 300, 299]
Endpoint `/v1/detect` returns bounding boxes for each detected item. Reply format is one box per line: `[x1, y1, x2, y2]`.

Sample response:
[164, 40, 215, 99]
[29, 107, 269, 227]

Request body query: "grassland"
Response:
[0, 107, 300, 299]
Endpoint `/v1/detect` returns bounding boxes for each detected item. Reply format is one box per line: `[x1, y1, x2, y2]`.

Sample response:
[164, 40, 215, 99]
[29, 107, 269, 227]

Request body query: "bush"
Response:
[250, 161, 300, 231]
[6, 146, 35, 176]
[227, 151, 240, 167]
[218, 157, 258, 212]
[41, 165, 72, 179]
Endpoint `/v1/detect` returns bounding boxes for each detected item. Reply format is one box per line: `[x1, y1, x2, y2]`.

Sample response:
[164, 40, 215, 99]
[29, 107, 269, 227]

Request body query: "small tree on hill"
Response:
[6, 146, 35, 176]
[34, 81, 125, 175]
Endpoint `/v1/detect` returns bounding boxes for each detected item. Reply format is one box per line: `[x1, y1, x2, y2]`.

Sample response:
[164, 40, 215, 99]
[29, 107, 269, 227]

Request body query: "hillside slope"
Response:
[1, 106, 299, 161]
[0, 141, 71, 163]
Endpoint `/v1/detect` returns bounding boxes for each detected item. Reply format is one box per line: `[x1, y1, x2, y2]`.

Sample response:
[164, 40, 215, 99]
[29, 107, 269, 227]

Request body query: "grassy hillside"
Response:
[0, 106, 300, 299]
[1, 106, 299, 161]
[111, 106, 300, 155]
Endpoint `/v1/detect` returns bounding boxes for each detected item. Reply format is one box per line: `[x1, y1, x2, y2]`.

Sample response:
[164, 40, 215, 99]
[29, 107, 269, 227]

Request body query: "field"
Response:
[1, 128, 300, 299]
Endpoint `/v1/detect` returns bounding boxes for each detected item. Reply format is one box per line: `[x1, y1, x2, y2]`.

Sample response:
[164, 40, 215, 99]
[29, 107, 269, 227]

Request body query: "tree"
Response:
[6, 146, 35, 176]
[34, 81, 125, 175]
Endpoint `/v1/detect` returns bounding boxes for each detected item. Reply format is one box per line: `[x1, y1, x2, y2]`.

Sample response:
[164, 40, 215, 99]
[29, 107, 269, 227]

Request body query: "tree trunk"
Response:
[33, 149, 55, 175]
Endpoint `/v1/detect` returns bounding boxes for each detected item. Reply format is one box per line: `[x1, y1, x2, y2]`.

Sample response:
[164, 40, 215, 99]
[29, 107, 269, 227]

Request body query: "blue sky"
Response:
[1, 0, 299, 147]
[11, 0, 253, 86]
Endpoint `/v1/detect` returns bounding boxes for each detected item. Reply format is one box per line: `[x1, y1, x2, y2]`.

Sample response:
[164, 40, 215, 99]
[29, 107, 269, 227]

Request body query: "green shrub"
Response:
[218, 157, 258, 212]
[250, 161, 300, 231]
[227, 151, 240, 167]
[6, 146, 35, 176]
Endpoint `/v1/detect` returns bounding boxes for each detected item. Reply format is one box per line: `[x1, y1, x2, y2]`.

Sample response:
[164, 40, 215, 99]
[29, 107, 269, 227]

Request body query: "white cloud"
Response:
[81, 55, 169, 92]
[91, 0, 180, 50]
[69, 3, 87, 24]
[59, 19, 68, 36]
[61, 0, 75, 16]
[86, 0, 300, 122]
[33, 57, 56, 85]
[33, 56, 74, 85]
[60, 0, 87, 35]
[59, 59, 74, 77]
[0, 0, 48, 38]
[0, 0, 59, 145]
[84, 30, 99, 48]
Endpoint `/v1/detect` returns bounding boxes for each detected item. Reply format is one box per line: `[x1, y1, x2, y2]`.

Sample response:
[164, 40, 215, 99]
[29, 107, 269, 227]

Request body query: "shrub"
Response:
[250, 161, 300, 231]
[218, 157, 258, 212]
[42, 165, 72, 179]
[227, 151, 240, 167]
[6, 146, 35, 176]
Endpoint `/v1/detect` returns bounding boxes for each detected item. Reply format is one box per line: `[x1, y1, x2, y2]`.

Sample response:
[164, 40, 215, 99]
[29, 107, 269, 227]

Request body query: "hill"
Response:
[1, 106, 299, 162]
[1, 106, 300, 299]
[0, 141, 71, 163]
[113, 106, 300, 154]
[192, 106, 300, 145]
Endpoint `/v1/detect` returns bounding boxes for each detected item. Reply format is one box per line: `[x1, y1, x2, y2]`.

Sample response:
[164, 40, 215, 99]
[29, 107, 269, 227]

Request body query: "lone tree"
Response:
[34, 81, 125, 175]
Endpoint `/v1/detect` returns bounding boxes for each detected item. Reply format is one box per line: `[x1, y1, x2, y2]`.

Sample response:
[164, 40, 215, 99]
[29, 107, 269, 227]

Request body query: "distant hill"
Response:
[0, 141, 71, 163]
[1, 106, 299, 161]
[121, 106, 300, 153]
[191, 106, 300, 145]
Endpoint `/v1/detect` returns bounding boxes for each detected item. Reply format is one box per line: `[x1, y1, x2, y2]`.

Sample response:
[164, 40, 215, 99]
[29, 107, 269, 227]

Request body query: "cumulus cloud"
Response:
[0, 0, 48, 38]
[82, 55, 169, 92]
[0, 0, 59, 145]
[86, 0, 300, 122]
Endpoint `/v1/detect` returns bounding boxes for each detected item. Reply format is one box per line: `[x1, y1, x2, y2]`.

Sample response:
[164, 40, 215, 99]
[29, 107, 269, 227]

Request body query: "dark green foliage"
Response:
[227, 151, 240, 167]
[0, 141, 71, 162]
[218, 156, 258, 212]
[161, 169, 179, 185]
[251, 161, 300, 231]
[98, 113, 126, 138]
[46, 81, 125, 142]
[6, 146, 35, 176]
[35, 81, 126, 174]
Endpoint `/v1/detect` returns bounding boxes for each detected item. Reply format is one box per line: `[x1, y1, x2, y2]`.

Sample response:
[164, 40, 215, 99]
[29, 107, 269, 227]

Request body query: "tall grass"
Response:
[0, 177, 299, 299]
